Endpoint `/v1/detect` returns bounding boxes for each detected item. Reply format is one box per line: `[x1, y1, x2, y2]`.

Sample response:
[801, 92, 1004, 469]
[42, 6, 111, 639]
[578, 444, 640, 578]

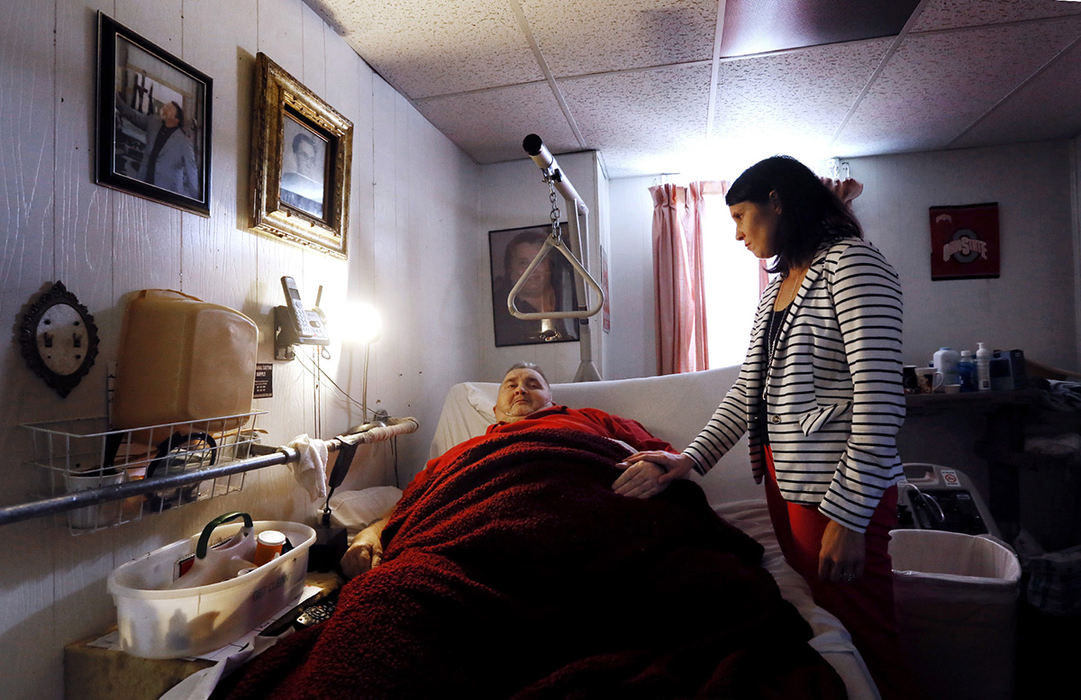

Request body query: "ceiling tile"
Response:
[313, 0, 542, 98]
[953, 36, 1081, 148]
[710, 39, 892, 156]
[835, 17, 1081, 155]
[520, 0, 718, 76]
[414, 82, 579, 164]
[911, 0, 1081, 32]
[558, 63, 713, 177]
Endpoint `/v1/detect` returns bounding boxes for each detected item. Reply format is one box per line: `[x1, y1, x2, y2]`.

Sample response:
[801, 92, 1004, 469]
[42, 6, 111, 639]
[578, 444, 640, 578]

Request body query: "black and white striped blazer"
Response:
[684, 237, 905, 533]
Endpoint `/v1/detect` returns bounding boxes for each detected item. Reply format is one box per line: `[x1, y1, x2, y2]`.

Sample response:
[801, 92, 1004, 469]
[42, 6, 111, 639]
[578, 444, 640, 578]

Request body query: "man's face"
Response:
[160, 102, 179, 128]
[494, 368, 553, 423]
[294, 140, 318, 177]
[508, 242, 551, 295]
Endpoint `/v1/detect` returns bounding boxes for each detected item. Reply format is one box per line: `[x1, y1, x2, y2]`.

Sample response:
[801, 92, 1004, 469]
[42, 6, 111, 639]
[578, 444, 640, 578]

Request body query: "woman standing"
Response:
[617, 155, 910, 697]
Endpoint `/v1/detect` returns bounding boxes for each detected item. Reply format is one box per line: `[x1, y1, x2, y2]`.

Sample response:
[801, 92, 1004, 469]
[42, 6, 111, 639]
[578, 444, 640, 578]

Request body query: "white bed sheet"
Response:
[426, 370, 879, 699]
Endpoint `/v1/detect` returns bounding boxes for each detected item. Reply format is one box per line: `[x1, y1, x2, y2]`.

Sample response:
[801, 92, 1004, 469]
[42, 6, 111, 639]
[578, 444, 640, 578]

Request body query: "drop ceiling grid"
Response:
[414, 82, 581, 163]
[953, 36, 1081, 148]
[836, 18, 1081, 155]
[329, 0, 543, 98]
[910, 0, 1081, 32]
[518, 0, 719, 77]
[708, 39, 894, 149]
[557, 63, 713, 177]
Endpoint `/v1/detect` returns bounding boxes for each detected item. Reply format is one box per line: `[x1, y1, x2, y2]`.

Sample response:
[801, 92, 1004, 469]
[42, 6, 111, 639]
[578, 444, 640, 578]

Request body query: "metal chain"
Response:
[545, 175, 562, 241]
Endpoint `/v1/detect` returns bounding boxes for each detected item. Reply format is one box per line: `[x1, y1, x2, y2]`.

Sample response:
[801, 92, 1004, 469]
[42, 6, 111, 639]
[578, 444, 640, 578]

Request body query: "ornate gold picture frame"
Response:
[251, 52, 352, 258]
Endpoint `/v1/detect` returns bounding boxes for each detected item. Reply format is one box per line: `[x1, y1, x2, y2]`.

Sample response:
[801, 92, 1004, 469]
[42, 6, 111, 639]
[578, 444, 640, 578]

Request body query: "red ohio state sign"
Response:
[928, 202, 1000, 280]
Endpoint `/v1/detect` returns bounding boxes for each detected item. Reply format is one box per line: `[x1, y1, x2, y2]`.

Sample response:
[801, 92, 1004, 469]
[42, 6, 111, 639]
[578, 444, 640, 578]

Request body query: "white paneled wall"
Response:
[0, 1, 482, 695]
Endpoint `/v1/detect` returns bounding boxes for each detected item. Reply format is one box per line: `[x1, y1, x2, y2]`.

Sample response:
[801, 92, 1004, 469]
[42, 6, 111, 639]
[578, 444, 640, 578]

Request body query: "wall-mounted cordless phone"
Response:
[275, 276, 330, 359]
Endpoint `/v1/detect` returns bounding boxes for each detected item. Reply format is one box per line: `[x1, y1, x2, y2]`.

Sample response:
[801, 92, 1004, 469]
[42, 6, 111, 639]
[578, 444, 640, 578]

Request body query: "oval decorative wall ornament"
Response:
[17, 281, 100, 398]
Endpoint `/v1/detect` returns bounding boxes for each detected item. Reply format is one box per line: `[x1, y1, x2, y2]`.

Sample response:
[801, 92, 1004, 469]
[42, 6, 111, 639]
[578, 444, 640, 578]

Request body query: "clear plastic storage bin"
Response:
[107, 517, 315, 659]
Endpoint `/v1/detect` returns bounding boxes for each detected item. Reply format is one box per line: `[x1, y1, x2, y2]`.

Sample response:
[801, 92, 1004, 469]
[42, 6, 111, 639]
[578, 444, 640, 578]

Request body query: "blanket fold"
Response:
[215, 425, 845, 699]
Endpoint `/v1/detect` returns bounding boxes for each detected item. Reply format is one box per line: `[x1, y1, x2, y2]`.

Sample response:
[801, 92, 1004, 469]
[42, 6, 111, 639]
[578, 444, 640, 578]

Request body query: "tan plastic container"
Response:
[112, 290, 258, 437]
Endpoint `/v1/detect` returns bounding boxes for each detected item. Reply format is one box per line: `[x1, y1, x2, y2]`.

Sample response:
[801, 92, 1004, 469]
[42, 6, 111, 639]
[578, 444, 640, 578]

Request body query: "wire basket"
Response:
[22, 412, 266, 534]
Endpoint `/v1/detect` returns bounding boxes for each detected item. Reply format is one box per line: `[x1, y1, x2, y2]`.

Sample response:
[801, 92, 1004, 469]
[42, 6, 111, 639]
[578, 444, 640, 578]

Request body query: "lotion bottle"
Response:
[976, 342, 992, 391]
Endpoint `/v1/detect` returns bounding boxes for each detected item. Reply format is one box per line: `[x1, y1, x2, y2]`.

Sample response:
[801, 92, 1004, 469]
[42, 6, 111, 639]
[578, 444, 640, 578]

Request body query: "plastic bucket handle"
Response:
[196, 511, 253, 559]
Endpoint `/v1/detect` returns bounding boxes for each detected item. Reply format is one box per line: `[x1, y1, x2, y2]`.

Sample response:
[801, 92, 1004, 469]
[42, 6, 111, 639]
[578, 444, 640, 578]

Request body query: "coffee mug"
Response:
[902, 365, 919, 394]
[915, 367, 943, 394]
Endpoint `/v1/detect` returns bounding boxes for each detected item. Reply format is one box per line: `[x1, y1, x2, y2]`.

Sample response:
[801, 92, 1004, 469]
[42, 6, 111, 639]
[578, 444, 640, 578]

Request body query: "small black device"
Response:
[295, 600, 337, 628]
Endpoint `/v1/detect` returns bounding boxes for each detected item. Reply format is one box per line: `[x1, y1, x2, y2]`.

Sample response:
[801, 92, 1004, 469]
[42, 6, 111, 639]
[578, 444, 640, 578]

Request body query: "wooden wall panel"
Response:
[0, 2, 60, 695]
[181, 0, 258, 313]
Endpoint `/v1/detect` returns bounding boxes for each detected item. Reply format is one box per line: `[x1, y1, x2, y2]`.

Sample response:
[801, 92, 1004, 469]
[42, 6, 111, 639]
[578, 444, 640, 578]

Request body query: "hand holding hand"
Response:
[611, 451, 695, 498]
[611, 459, 667, 498]
[818, 519, 865, 584]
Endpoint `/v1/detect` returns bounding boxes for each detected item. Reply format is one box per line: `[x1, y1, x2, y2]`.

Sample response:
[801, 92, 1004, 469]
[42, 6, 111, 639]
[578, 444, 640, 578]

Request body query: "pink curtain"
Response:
[651, 182, 717, 375]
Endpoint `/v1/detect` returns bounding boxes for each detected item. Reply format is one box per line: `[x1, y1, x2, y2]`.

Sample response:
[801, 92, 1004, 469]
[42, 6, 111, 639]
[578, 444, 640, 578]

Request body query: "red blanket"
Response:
[216, 426, 846, 699]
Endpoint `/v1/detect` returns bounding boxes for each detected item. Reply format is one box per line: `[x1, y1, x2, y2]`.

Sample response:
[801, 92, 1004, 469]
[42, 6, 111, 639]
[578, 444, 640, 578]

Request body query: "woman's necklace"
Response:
[773, 265, 808, 310]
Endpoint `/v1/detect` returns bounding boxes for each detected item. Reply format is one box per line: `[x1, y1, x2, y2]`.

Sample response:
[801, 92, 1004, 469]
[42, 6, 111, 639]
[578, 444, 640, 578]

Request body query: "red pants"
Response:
[763, 448, 917, 700]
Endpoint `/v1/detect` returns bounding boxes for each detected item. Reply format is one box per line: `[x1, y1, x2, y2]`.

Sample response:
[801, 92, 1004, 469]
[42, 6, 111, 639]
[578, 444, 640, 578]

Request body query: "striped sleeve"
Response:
[818, 242, 905, 532]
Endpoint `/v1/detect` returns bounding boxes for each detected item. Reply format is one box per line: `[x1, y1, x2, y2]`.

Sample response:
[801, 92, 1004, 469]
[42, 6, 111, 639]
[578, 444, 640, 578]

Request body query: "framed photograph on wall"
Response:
[489, 224, 580, 347]
[251, 52, 352, 259]
[95, 12, 212, 216]
[929, 202, 1000, 280]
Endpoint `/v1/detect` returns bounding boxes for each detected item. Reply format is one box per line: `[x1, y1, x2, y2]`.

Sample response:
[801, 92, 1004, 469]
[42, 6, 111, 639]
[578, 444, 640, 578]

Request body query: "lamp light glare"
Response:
[344, 301, 383, 345]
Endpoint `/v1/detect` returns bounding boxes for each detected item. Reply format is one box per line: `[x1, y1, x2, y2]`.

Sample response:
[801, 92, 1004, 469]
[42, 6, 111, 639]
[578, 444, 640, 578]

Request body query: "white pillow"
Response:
[329, 486, 403, 536]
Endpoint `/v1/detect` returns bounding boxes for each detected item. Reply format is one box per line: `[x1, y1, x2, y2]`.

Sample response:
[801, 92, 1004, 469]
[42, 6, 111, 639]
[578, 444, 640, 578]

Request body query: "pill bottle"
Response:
[254, 529, 286, 566]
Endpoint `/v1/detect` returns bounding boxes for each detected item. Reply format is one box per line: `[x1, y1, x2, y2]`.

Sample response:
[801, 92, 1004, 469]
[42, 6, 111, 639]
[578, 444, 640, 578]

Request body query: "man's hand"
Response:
[340, 519, 386, 578]
[612, 460, 667, 498]
[818, 519, 866, 584]
[611, 451, 695, 498]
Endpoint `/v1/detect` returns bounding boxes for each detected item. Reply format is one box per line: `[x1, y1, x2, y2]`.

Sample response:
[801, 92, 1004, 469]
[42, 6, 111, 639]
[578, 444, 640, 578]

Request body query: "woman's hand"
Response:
[340, 520, 385, 578]
[612, 451, 695, 498]
[818, 519, 866, 583]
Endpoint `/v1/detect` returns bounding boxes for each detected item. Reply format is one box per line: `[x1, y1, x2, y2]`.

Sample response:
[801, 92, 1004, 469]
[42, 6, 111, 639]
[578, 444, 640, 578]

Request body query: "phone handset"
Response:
[275, 276, 330, 358]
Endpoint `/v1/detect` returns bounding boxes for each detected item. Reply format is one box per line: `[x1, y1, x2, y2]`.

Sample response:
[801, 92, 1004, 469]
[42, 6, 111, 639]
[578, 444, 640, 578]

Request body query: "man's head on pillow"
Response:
[494, 362, 555, 423]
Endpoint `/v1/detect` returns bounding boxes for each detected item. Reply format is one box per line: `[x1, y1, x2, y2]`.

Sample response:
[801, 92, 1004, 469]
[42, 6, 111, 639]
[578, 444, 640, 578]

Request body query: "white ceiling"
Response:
[306, 0, 1081, 178]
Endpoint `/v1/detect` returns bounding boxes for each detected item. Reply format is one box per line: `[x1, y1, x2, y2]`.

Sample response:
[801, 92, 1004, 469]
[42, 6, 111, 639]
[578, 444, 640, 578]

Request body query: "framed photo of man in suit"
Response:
[250, 53, 353, 259]
[95, 12, 212, 216]
[279, 115, 329, 220]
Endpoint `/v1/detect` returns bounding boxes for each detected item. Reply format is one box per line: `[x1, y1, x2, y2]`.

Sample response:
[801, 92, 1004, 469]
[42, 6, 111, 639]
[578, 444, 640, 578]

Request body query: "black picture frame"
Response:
[95, 12, 212, 216]
[489, 224, 580, 347]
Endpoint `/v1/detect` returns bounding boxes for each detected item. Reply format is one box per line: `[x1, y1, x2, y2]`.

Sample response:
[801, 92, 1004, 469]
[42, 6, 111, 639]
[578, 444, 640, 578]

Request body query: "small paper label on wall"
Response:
[254, 363, 273, 398]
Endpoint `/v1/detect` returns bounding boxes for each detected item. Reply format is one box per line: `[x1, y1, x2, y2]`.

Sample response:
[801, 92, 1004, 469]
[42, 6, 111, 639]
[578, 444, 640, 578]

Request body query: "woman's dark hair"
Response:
[725, 155, 862, 275]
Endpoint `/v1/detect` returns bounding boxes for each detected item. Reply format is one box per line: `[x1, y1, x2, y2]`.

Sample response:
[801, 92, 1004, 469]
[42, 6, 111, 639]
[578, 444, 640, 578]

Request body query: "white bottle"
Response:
[933, 347, 960, 386]
[976, 342, 992, 391]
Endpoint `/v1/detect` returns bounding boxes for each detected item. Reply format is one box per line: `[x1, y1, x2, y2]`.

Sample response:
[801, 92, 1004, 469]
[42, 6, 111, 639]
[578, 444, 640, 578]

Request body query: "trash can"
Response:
[890, 529, 1021, 700]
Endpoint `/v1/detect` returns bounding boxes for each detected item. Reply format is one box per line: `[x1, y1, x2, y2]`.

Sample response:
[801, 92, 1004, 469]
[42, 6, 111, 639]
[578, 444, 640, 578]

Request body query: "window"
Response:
[701, 193, 762, 369]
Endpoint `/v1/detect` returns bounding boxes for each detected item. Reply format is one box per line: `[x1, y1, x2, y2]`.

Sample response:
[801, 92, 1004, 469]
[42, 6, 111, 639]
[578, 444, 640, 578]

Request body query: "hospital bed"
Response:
[425, 366, 881, 700]
[212, 366, 879, 698]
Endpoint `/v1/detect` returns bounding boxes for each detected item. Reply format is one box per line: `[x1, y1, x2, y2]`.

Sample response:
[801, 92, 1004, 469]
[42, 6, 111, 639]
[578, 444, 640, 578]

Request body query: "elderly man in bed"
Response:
[341, 361, 673, 577]
[220, 362, 846, 699]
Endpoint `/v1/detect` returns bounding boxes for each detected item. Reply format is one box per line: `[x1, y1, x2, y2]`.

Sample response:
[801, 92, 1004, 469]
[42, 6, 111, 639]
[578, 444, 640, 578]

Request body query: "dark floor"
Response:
[1014, 602, 1079, 697]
